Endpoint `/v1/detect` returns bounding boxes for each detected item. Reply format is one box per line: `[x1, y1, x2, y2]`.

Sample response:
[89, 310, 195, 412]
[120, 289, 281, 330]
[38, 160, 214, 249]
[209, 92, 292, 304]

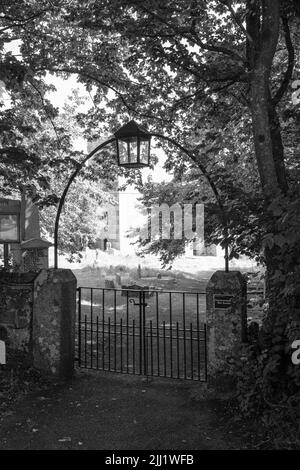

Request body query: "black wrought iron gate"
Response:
[76, 286, 207, 382]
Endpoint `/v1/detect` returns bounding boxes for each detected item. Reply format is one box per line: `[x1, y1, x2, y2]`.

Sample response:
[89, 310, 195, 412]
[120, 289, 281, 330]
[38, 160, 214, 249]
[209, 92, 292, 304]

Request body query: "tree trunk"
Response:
[249, 0, 285, 199]
[248, 1, 298, 365]
[267, 99, 288, 194]
[250, 70, 279, 194]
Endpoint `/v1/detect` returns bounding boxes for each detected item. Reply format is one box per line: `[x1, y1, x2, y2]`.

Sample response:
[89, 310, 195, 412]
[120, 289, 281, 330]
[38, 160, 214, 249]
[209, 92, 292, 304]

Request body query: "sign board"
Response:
[214, 294, 234, 309]
[0, 199, 21, 243]
[0, 214, 19, 242]
[0, 340, 6, 365]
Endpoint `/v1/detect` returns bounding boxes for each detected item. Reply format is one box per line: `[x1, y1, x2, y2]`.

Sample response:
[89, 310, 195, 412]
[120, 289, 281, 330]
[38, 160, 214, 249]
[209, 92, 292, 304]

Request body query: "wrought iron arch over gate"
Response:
[54, 121, 230, 272]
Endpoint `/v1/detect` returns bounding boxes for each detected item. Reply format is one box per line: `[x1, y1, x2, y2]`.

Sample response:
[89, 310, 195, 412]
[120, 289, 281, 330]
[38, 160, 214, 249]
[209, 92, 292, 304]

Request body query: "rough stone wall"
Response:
[0, 273, 37, 360]
[0, 269, 76, 378]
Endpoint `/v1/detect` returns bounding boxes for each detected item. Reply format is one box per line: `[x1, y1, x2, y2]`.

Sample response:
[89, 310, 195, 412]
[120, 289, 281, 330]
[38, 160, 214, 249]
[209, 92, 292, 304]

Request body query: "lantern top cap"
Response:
[114, 120, 151, 139]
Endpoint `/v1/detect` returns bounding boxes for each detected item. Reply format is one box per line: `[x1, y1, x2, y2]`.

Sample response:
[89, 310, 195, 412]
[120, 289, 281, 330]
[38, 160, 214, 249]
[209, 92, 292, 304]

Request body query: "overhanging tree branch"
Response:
[218, 0, 253, 44]
[39, 66, 167, 123]
[0, 8, 50, 33]
[272, 14, 295, 106]
[27, 78, 62, 151]
[132, 1, 246, 65]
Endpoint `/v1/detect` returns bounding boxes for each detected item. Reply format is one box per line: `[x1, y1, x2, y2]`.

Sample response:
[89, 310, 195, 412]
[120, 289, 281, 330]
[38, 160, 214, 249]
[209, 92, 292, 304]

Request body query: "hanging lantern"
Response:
[114, 120, 151, 169]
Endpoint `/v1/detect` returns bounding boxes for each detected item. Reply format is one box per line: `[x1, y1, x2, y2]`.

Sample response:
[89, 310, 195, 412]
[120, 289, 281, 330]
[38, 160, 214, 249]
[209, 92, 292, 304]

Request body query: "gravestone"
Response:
[121, 284, 153, 298]
[0, 340, 6, 365]
[105, 277, 115, 288]
[137, 264, 142, 278]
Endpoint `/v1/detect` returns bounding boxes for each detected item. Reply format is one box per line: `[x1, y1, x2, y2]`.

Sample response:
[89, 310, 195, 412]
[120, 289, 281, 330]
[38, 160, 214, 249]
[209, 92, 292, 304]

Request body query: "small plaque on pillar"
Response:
[214, 294, 234, 309]
[0, 199, 21, 243]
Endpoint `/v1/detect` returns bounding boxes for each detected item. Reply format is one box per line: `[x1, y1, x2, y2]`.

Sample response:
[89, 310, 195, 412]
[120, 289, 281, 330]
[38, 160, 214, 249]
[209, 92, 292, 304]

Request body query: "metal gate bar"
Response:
[76, 286, 207, 382]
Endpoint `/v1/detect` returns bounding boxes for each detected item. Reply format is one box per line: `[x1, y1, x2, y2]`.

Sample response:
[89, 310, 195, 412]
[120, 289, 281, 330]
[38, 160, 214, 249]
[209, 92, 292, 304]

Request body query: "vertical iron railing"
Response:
[76, 286, 207, 382]
[77, 287, 82, 367]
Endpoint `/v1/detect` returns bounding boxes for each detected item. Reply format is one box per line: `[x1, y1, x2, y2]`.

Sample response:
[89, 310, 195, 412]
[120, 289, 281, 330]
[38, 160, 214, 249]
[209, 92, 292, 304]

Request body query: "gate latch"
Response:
[129, 298, 148, 307]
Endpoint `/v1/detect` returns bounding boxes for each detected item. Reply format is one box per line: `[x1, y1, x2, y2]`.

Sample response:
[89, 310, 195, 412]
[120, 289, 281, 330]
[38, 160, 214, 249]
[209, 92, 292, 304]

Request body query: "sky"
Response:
[46, 74, 173, 250]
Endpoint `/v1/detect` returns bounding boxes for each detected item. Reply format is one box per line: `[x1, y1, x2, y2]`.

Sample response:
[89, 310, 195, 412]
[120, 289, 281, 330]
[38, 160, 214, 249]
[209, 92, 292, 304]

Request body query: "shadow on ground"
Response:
[0, 369, 253, 450]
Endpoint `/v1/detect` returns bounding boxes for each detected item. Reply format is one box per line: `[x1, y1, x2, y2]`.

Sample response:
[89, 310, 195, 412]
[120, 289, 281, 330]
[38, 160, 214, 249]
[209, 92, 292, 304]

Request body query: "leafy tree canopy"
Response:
[0, 0, 299, 268]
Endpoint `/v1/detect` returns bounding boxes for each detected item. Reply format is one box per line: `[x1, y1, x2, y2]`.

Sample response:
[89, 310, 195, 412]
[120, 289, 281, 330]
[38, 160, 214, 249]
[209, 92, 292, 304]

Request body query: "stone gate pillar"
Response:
[206, 270, 247, 388]
[32, 269, 76, 379]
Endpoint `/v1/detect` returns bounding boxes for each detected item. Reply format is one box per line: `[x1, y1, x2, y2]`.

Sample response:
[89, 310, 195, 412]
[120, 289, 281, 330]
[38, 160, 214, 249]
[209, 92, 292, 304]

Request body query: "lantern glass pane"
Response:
[129, 138, 138, 163]
[0, 214, 19, 242]
[140, 140, 150, 164]
[118, 140, 128, 164]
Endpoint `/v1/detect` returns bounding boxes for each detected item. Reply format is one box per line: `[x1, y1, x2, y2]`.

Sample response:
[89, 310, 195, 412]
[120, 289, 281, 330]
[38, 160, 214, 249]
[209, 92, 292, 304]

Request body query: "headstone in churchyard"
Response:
[0, 340, 6, 365]
[121, 284, 153, 298]
[105, 277, 115, 288]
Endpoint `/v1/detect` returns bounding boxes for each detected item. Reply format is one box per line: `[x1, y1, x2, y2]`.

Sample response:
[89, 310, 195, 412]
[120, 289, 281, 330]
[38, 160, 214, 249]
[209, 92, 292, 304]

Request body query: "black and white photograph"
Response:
[0, 0, 299, 455]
